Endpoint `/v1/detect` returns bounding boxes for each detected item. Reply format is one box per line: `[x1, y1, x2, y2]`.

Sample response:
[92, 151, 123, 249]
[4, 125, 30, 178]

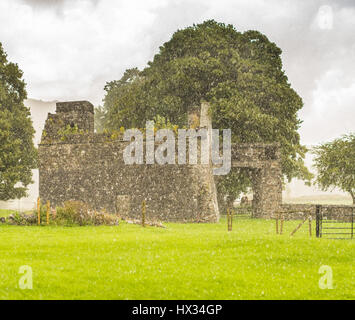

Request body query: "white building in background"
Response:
[0, 99, 56, 211]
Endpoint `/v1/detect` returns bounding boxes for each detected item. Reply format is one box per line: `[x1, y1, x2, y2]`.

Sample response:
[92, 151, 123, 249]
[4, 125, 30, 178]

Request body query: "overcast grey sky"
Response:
[0, 0, 354, 146]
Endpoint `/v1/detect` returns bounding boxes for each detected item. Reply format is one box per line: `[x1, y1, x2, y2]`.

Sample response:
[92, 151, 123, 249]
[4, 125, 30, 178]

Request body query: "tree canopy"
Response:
[99, 20, 311, 204]
[313, 133, 355, 204]
[0, 42, 36, 201]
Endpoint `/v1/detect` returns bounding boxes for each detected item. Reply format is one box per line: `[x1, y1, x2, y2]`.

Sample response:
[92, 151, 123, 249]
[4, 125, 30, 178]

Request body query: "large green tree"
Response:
[0, 42, 36, 200]
[313, 133, 355, 204]
[100, 20, 311, 206]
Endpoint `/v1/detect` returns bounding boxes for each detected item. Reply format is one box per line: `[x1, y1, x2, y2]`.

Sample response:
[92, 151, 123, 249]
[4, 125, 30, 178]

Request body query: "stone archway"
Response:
[231, 143, 282, 218]
[195, 102, 283, 219]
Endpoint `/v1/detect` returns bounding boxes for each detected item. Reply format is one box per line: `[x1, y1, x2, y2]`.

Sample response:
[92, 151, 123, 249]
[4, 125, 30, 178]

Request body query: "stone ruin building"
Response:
[39, 101, 283, 222]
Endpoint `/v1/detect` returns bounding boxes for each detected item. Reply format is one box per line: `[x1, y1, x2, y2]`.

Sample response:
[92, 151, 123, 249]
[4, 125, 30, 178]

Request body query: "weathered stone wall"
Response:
[39, 140, 218, 222]
[280, 203, 354, 222]
[39, 101, 219, 222]
[39, 100, 286, 222]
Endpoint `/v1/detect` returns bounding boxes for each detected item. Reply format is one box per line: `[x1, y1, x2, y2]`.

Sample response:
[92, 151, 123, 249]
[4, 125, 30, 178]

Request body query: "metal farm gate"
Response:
[316, 205, 354, 240]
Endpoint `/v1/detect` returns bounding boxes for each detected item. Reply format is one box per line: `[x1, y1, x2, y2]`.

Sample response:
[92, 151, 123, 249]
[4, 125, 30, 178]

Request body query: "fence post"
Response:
[46, 200, 50, 225]
[37, 197, 41, 225]
[227, 208, 230, 231]
[227, 208, 233, 231]
[276, 213, 279, 234]
[142, 200, 146, 227]
[316, 205, 321, 238]
[308, 215, 312, 237]
[280, 214, 284, 235]
[290, 217, 308, 236]
[351, 207, 354, 240]
[230, 208, 233, 231]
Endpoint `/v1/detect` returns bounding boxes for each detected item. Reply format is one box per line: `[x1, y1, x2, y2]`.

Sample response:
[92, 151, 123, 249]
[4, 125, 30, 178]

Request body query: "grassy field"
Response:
[0, 209, 17, 217]
[0, 217, 354, 300]
[283, 194, 353, 205]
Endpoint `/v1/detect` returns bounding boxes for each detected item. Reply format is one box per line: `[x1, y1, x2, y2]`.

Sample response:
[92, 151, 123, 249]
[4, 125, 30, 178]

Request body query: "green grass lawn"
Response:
[0, 217, 354, 300]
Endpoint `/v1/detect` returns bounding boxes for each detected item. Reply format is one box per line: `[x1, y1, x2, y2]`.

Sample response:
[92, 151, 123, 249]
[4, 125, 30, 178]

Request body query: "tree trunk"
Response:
[349, 190, 355, 205]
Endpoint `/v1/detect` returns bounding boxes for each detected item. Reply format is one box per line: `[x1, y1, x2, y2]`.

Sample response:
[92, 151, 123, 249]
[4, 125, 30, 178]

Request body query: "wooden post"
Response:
[52, 208, 56, 220]
[276, 213, 279, 234]
[46, 200, 50, 225]
[308, 215, 312, 237]
[227, 208, 232, 231]
[230, 208, 233, 231]
[37, 197, 41, 225]
[280, 215, 284, 235]
[227, 208, 230, 231]
[351, 207, 354, 240]
[142, 200, 146, 227]
[316, 205, 321, 238]
[290, 217, 308, 236]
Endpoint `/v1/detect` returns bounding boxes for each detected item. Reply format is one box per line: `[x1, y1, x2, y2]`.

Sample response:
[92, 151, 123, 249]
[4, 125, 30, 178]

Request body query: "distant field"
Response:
[283, 194, 353, 205]
[0, 218, 354, 300]
[0, 209, 33, 217]
[0, 209, 17, 217]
